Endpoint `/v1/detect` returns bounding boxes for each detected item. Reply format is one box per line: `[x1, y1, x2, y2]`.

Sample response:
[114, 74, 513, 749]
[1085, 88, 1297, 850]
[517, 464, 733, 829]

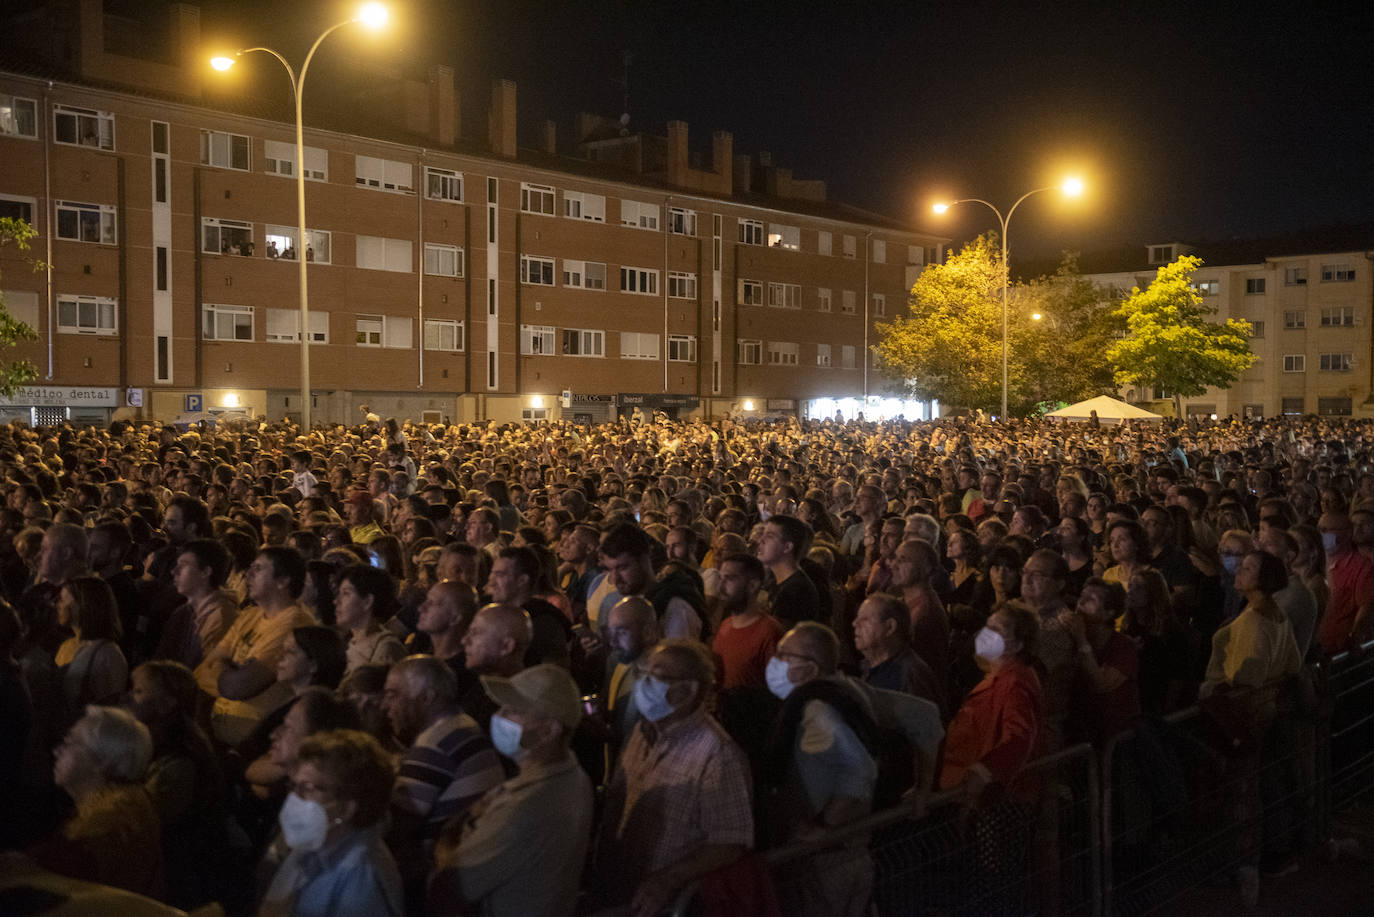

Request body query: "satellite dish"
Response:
[619, 113, 630, 126]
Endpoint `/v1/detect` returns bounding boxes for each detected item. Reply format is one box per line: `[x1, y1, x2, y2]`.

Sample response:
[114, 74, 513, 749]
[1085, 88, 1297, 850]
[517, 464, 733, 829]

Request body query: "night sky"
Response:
[198, 0, 1374, 260]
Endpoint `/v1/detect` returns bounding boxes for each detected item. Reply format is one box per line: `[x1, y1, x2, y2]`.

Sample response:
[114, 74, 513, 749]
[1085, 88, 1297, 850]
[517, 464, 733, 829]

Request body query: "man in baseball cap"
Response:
[345, 489, 384, 545]
[431, 664, 593, 917]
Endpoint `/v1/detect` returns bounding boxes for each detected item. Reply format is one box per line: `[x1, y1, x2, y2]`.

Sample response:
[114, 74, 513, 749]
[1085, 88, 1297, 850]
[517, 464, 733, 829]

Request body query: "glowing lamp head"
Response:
[742, 400, 756, 412]
[1031, 313, 1043, 322]
[1061, 177, 1085, 197]
[357, 2, 388, 28]
[210, 56, 236, 71]
[932, 202, 950, 214]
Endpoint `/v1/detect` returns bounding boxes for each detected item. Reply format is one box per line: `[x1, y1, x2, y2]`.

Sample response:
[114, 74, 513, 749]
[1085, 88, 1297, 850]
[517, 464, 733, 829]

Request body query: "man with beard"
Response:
[711, 553, 783, 690]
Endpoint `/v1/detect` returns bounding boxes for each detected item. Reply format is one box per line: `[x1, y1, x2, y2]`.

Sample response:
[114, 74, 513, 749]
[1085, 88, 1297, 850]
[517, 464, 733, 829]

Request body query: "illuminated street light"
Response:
[211, 4, 388, 430]
[932, 177, 1084, 419]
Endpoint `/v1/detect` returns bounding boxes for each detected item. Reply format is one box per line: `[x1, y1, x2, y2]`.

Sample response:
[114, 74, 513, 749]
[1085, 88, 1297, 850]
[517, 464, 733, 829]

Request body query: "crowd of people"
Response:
[0, 409, 1370, 916]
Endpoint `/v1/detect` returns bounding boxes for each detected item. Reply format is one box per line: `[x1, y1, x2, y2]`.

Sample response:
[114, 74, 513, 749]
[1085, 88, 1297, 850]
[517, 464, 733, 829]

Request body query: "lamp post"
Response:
[211, 2, 388, 431]
[934, 177, 1083, 420]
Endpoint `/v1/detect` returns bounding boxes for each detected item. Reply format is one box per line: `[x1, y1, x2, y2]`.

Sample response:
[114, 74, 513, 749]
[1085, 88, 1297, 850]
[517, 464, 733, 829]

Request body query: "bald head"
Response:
[461, 602, 533, 675]
[606, 595, 659, 659]
[417, 580, 479, 638]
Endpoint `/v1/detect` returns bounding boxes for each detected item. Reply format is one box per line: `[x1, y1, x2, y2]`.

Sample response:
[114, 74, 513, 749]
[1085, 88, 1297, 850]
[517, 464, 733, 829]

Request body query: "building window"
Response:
[425, 167, 463, 202]
[768, 225, 800, 250]
[424, 243, 464, 277]
[1322, 263, 1356, 282]
[620, 266, 659, 295]
[668, 272, 698, 299]
[1, 95, 38, 138]
[817, 288, 832, 312]
[201, 218, 252, 256]
[1319, 397, 1353, 416]
[201, 304, 253, 341]
[737, 279, 763, 306]
[56, 295, 117, 335]
[738, 219, 763, 246]
[1320, 352, 1353, 372]
[520, 324, 555, 355]
[155, 246, 168, 291]
[1196, 280, 1220, 295]
[1283, 310, 1306, 329]
[712, 214, 722, 271]
[842, 345, 856, 368]
[264, 226, 331, 263]
[907, 245, 925, 265]
[818, 231, 833, 256]
[841, 290, 857, 314]
[1245, 277, 1266, 294]
[1285, 266, 1308, 286]
[767, 341, 799, 365]
[871, 239, 886, 263]
[56, 201, 116, 245]
[423, 319, 464, 351]
[520, 255, 556, 285]
[562, 328, 604, 356]
[518, 183, 555, 214]
[265, 140, 327, 180]
[1149, 245, 1174, 264]
[355, 155, 414, 193]
[0, 195, 35, 225]
[620, 331, 659, 360]
[738, 339, 762, 365]
[816, 343, 832, 367]
[843, 234, 857, 259]
[873, 293, 886, 316]
[1283, 354, 1306, 373]
[562, 191, 605, 222]
[266, 309, 328, 343]
[1321, 307, 1354, 327]
[620, 199, 659, 230]
[55, 105, 114, 150]
[668, 334, 697, 362]
[563, 260, 607, 290]
[1281, 397, 1304, 415]
[1250, 321, 1265, 338]
[767, 282, 800, 309]
[713, 298, 721, 331]
[354, 314, 411, 348]
[356, 235, 412, 272]
[200, 130, 249, 170]
[668, 207, 697, 236]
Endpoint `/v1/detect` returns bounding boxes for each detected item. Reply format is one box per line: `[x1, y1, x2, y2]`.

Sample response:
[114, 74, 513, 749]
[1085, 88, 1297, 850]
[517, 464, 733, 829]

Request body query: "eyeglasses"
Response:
[774, 651, 818, 666]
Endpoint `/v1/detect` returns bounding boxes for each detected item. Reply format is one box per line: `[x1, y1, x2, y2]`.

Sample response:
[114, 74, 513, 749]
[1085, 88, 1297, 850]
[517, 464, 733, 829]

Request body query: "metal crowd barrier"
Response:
[667, 639, 1374, 917]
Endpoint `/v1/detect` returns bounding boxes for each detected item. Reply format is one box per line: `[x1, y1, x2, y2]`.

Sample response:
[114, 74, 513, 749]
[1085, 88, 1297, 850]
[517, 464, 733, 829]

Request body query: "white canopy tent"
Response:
[1044, 395, 1163, 424]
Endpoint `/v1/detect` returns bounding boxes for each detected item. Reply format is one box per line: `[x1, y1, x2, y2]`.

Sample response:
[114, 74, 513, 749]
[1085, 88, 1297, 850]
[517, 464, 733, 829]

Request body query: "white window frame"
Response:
[562, 328, 605, 357]
[620, 199, 660, 230]
[816, 343, 832, 367]
[353, 314, 411, 349]
[355, 155, 414, 193]
[738, 339, 763, 365]
[55, 201, 116, 245]
[767, 341, 799, 365]
[521, 324, 556, 355]
[200, 130, 250, 171]
[356, 314, 383, 347]
[907, 245, 925, 265]
[620, 266, 659, 295]
[738, 279, 763, 306]
[1320, 307, 1354, 327]
[738, 219, 763, 246]
[54, 105, 114, 150]
[1, 95, 38, 139]
[767, 282, 800, 309]
[263, 225, 331, 263]
[668, 271, 698, 300]
[873, 292, 887, 317]
[423, 319, 464, 352]
[843, 234, 857, 259]
[667, 334, 697, 362]
[202, 303, 254, 342]
[520, 183, 556, 215]
[520, 255, 556, 286]
[1283, 310, 1306, 329]
[264, 140, 327, 180]
[668, 207, 698, 236]
[563, 190, 606, 222]
[620, 331, 659, 360]
[424, 166, 463, 202]
[56, 294, 117, 335]
[1322, 263, 1356, 282]
[1320, 352, 1353, 372]
[201, 217, 252, 256]
[1283, 354, 1306, 373]
[356, 235, 413, 272]
[817, 287, 832, 312]
[841, 290, 857, 314]
[3, 290, 39, 328]
[768, 224, 800, 250]
[1245, 277, 1266, 294]
[266, 308, 328, 343]
[871, 239, 887, 263]
[0, 194, 36, 227]
[424, 243, 464, 278]
[1285, 266, 1308, 285]
[818, 231, 833, 256]
[842, 345, 857, 369]
[1196, 280, 1220, 295]
[563, 259, 607, 290]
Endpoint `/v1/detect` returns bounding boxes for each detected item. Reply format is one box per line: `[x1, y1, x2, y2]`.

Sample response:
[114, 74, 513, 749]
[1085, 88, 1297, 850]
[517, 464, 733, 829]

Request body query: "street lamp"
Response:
[933, 178, 1083, 420]
[211, 2, 389, 431]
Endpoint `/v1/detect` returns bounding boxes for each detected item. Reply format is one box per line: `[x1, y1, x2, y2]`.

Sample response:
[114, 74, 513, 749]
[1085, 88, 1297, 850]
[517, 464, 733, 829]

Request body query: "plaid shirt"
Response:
[599, 707, 753, 899]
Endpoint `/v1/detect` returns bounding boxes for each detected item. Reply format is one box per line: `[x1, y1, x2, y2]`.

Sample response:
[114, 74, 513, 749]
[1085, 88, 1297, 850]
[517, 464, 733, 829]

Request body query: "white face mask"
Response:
[1323, 532, 1339, 554]
[765, 656, 795, 700]
[278, 791, 331, 851]
[974, 626, 1007, 662]
[633, 674, 676, 722]
[1221, 555, 1241, 576]
[489, 714, 524, 759]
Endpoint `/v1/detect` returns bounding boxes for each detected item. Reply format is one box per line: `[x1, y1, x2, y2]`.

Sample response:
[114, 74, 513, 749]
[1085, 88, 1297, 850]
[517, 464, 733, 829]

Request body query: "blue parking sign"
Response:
[185, 394, 202, 412]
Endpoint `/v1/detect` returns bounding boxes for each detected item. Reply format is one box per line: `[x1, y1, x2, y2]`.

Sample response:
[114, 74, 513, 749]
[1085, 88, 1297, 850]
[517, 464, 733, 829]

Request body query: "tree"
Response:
[872, 235, 1118, 415]
[0, 218, 40, 398]
[1106, 255, 1255, 418]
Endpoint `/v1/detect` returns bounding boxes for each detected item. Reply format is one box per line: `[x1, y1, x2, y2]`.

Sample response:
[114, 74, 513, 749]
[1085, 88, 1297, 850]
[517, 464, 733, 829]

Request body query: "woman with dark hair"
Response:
[946, 528, 983, 608]
[1102, 519, 1151, 589]
[336, 564, 407, 675]
[1290, 523, 1330, 625]
[303, 560, 338, 628]
[1055, 515, 1095, 601]
[798, 496, 840, 547]
[367, 534, 406, 579]
[1085, 492, 1111, 546]
[1202, 551, 1301, 697]
[54, 576, 128, 719]
[485, 478, 521, 534]
[1124, 568, 1194, 715]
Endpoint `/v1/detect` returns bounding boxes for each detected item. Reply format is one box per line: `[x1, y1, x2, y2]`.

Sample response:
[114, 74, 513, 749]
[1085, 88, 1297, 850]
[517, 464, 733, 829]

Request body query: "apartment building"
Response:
[1080, 230, 1374, 419]
[0, 1, 944, 426]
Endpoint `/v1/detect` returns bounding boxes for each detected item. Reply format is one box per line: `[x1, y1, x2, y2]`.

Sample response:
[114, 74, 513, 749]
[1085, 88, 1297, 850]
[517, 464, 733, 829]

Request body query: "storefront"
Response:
[562, 393, 617, 424]
[0, 385, 121, 426]
[618, 392, 701, 421]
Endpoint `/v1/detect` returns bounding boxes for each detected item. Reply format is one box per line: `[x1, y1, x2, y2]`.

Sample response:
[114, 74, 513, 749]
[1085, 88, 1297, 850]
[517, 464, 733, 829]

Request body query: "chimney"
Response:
[428, 65, 457, 145]
[712, 130, 733, 189]
[733, 153, 751, 193]
[169, 3, 202, 96]
[488, 79, 516, 158]
[540, 119, 556, 156]
[575, 112, 598, 143]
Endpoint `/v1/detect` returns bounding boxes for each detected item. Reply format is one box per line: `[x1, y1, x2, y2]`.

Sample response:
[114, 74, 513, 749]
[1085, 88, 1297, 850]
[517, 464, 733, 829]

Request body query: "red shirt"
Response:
[1319, 549, 1374, 653]
[712, 613, 784, 690]
[940, 656, 1042, 799]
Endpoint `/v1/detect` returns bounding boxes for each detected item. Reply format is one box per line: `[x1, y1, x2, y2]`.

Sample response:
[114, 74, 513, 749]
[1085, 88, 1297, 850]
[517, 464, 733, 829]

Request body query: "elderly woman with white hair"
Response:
[29, 705, 165, 898]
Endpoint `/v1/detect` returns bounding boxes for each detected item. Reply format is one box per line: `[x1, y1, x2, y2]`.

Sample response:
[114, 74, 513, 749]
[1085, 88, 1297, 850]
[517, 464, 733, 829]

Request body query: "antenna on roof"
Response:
[619, 50, 633, 135]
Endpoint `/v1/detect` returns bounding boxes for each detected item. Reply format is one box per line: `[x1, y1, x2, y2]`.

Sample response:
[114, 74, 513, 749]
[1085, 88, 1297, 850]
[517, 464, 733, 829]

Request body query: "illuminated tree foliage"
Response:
[1106, 255, 1255, 418]
[0, 218, 40, 398]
